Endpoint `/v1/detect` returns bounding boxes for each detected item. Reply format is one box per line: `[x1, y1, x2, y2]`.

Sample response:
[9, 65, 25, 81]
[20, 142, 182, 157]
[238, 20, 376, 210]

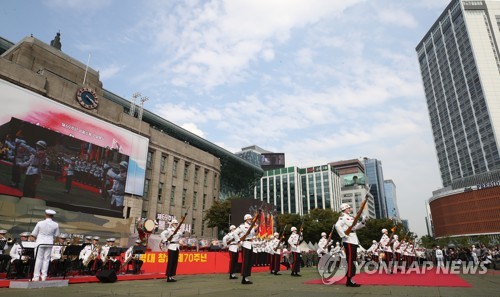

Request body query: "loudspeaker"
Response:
[96, 269, 117, 283]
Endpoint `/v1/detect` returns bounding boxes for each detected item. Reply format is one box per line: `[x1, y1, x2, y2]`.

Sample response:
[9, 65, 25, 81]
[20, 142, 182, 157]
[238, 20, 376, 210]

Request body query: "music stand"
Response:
[62, 245, 84, 279]
[21, 242, 36, 280]
[130, 246, 146, 274]
[132, 245, 146, 256]
[104, 247, 122, 270]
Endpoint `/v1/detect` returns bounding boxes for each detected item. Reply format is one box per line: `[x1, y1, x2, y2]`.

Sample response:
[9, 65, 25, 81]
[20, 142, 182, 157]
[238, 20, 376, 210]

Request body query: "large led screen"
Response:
[0, 79, 148, 217]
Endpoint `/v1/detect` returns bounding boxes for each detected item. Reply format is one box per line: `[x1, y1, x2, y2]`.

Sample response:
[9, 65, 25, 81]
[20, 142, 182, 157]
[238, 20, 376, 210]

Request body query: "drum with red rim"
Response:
[137, 218, 155, 234]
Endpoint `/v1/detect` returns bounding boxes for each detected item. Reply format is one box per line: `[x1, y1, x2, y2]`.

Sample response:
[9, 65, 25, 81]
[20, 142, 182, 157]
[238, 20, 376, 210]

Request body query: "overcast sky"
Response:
[1, 0, 453, 236]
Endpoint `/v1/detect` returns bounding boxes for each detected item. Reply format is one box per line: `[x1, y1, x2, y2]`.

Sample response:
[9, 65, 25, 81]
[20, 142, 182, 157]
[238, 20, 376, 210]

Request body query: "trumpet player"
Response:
[9, 232, 31, 278]
[0, 229, 11, 272]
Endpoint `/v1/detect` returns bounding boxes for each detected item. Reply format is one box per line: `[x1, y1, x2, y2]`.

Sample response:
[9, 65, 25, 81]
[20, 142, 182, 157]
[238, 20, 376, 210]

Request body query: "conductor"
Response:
[31, 209, 60, 281]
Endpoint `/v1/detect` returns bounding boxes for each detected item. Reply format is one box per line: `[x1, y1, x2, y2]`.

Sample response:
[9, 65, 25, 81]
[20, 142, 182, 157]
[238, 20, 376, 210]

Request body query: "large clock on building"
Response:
[76, 87, 99, 109]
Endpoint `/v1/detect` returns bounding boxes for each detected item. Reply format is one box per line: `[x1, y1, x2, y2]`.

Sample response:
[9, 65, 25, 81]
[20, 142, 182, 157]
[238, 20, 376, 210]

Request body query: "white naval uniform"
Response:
[31, 217, 60, 280]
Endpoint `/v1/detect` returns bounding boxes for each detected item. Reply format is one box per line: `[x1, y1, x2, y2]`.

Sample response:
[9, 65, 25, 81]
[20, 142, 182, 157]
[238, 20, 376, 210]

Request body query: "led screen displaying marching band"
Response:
[0, 79, 148, 217]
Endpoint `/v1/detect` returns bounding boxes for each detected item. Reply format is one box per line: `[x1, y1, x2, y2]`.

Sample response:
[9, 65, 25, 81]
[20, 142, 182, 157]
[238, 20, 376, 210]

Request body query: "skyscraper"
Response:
[363, 158, 388, 219]
[417, 0, 500, 238]
[384, 180, 400, 220]
[416, 0, 500, 187]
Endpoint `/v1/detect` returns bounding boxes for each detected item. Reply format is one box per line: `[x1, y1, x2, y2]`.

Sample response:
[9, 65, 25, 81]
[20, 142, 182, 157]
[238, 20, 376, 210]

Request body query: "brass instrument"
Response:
[82, 244, 99, 267]
[101, 244, 110, 265]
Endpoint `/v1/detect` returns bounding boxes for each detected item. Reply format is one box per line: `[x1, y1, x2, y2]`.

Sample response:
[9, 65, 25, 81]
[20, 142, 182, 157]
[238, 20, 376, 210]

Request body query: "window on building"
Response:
[201, 221, 205, 236]
[213, 173, 218, 188]
[184, 163, 190, 180]
[170, 186, 176, 205]
[143, 179, 150, 200]
[204, 170, 208, 186]
[147, 151, 154, 168]
[193, 191, 197, 209]
[182, 189, 187, 206]
[141, 210, 148, 218]
[160, 155, 167, 172]
[191, 218, 196, 235]
[194, 166, 199, 183]
[173, 159, 178, 176]
[202, 194, 206, 210]
[158, 182, 164, 201]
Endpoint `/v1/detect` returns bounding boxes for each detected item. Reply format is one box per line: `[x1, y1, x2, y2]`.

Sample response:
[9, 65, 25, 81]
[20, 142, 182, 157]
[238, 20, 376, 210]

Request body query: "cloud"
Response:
[98, 64, 125, 80]
[180, 123, 205, 138]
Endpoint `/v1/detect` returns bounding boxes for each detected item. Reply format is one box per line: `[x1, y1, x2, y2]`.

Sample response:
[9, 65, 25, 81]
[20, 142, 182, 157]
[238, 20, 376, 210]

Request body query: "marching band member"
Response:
[0, 230, 10, 272]
[9, 232, 31, 278]
[160, 219, 182, 282]
[366, 240, 379, 262]
[80, 236, 101, 275]
[399, 240, 408, 268]
[222, 225, 239, 279]
[49, 233, 67, 276]
[335, 203, 367, 287]
[31, 209, 60, 282]
[100, 238, 112, 269]
[123, 239, 143, 274]
[107, 238, 121, 272]
[287, 226, 302, 277]
[234, 214, 257, 284]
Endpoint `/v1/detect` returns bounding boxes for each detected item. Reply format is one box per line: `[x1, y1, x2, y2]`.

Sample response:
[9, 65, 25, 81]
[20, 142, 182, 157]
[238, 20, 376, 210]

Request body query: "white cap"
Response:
[0, 230, 7, 234]
[373, 240, 377, 243]
[382, 228, 388, 233]
[321, 232, 326, 237]
[20, 232, 30, 237]
[274, 232, 279, 237]
[171, 219, 178, 224]
[244, 214, 252, 220]
[107, 238, 115, 242]
[336, 242, 340, 245]
[36, 140, 47, 149]
[135, 239, 141, 243]
[120, 161, 128, 168]
[291, 227, 297, 232]
[92, 236, 100, 240]
[230, 225, 236, 230]
[59, 234, 67, 239]
[394, 235, 398, 239]
[85, 235, 93, 240]
[340, 203, 351, 211]
[45, 209, 56, 215]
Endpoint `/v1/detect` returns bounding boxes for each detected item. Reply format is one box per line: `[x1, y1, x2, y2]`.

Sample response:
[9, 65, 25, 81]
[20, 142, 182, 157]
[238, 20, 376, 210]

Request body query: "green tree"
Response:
[203, 198, 231, 237]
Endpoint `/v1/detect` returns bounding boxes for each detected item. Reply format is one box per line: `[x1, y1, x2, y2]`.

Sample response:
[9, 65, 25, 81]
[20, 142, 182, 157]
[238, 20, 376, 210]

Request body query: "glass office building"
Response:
[416, 0, 500, 187]
[364, 158, 388, 219]
[255, 164, 341, 215]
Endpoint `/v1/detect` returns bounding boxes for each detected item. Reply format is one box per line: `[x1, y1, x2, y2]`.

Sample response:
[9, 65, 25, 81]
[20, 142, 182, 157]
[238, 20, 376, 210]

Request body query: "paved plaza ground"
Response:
[1, 267, 499, 297]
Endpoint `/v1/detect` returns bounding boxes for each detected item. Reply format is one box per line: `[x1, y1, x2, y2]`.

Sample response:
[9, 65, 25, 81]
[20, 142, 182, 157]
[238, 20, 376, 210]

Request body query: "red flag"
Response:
[267, 213, 274, 239]
[258, 211, 266, 238]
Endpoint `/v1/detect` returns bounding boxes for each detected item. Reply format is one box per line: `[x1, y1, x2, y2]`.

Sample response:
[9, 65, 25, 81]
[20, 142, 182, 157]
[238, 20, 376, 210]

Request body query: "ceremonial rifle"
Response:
[323, 225, 335, 250]
[274, 224, 287, 252]
[168, 206, 190, 242]
[344, 186, 372, 236]
[239, 208, 262, 242]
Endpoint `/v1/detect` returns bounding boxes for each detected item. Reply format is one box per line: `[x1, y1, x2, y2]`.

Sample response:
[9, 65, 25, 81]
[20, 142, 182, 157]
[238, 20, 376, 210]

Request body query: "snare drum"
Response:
[137, 218, 156, 234]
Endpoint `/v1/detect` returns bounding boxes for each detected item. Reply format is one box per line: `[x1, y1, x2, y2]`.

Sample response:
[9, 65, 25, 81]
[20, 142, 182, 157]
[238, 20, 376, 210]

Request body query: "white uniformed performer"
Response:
[392, 235, 401, 268]
[160, 219, 182, 282]
[80, 236, 101, 274]
[0, 230, 10, 272]
[269, 232, 282, 275]
[31, 209, 60, 281]
[287, 226, 302, 276]
[222, 225, 240, 279]
[124, 239, 143, 274]
[49, 233, 67, 276]
[234, 214, 257, 284]
[335, 203, 366, 287]
[9, 232, 31, 278]
[317, 232, 330, 259]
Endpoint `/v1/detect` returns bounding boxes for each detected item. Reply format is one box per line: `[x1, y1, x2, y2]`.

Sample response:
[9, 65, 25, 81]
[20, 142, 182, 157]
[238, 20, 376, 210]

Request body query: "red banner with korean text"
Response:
[139, 252, 230, 274]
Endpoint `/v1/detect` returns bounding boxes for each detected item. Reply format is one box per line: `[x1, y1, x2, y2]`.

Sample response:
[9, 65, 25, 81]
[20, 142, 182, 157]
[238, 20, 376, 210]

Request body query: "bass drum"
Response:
[137, 218, 156, 234]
